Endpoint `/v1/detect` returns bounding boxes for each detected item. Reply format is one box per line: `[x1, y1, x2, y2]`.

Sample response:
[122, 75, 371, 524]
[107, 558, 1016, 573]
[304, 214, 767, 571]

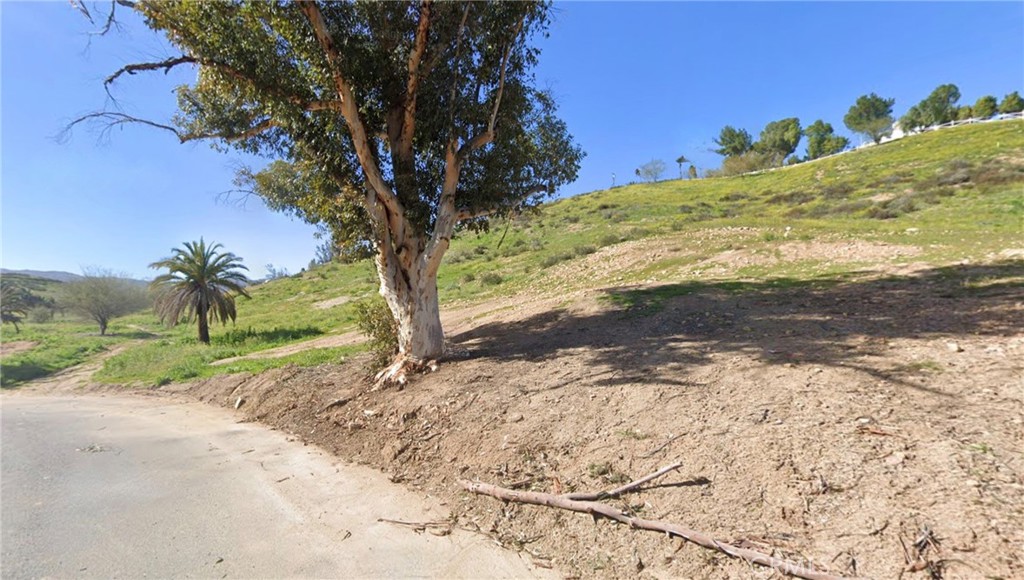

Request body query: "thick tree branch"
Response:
[446, 3, 471, 132]
[104, 56, 198, 89]
[397, 0, 431, 160]
[457, 14, 524, 161]
[297, 0, 408, 247]
[461, 479, 859, 580]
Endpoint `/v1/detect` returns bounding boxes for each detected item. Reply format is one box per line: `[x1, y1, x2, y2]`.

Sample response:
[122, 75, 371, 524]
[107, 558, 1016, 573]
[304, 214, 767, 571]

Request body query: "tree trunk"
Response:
[197, 305, 210, 344]
[376, 242, 444, 366]
[98, 318, 108, 335]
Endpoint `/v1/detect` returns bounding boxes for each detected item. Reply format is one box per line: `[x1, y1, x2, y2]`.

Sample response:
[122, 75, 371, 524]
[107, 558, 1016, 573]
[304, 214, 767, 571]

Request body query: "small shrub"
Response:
[28, 306, 54, 323]
[720, 191, 749, 202]
[818, 182, 855, 199]
[473, 245, 489, 255]
[767, 190, 815, 205]
[596, 203, 616, 210]
[480, 272, 503, 286]
[461, 273, 476, 283]
[573, 245, 597, 257]
[937, 168, 971, 186]
[598, 233, 622, 247]
[353, 296, 398, 371]
[540, 252, 573, 268]
[820, 199, 872, 216]
[867, 194, 918, 219]
[563, 215, 580, 224]
[528, 239, 545, 251]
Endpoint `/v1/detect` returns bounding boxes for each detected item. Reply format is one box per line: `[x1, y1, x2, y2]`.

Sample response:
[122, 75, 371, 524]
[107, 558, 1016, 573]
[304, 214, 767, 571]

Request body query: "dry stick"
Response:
[643, 433, 686, 458]
[564, 462, 684, 501]
[460, 480, 861, 580]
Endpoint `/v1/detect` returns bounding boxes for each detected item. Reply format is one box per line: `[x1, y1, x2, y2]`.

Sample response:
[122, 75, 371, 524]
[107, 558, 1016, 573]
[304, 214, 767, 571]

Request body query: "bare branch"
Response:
[461, 479, 859, 580]
[60, 112, 276, 144]
[105, 56, 198, 89]
[564, 462, 684, 501]
[458, 14, 525, 161]
[454, 184, 546, 221]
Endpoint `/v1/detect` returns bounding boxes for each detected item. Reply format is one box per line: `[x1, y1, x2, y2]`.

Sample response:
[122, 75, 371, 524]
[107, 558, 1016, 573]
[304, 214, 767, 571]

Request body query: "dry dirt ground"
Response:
[176, 251, 1023, 579]
[0, 341, 37, 357]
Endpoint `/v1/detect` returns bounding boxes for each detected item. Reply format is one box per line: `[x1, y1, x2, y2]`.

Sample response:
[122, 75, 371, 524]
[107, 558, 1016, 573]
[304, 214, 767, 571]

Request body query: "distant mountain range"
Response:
[1, 269, 149, 286]
[1, 269, 83, 283]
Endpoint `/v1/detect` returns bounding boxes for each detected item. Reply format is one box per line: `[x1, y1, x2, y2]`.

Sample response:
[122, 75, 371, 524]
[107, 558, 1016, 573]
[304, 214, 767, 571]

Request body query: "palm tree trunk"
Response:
[198, 305, 210, 344]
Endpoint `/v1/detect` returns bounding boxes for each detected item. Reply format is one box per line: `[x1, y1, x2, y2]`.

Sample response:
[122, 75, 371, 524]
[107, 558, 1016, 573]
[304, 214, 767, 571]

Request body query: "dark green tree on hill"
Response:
[753, 117, 802, 165]
[973, 95, 998, 119]
[713, 126, 753, 157]
[149, 239, 251, 345]
[73, 1, 583, 382]
[804, 120, 850, 160]
[917, 83, 961, 126]
[688, 165, 698, 179]
[843, 93, 895, 144]
[999, 91, 1024, 114]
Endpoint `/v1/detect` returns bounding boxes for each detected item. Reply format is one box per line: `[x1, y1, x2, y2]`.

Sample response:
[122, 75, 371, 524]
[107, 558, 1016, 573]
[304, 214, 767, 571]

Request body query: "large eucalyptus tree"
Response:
[73, 1, 583, 383]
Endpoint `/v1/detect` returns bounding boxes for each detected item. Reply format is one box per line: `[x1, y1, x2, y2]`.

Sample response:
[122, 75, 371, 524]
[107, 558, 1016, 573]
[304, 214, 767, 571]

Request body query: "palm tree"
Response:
[149, 239, 251, 344]
[675, 155, 689, 179]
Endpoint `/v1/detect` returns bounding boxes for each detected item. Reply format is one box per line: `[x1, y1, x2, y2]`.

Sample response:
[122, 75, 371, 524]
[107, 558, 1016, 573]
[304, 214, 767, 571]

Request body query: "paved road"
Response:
[1, 394, 550, 579]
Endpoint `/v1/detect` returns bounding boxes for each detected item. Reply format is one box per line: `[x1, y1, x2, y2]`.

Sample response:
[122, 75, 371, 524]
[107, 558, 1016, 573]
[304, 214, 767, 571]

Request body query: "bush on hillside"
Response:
[353, 296, 398, 371]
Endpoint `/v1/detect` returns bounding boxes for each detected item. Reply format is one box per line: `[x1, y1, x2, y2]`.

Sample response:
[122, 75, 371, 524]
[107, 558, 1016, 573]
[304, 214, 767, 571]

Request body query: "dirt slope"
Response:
[184, 259, 1024, 579]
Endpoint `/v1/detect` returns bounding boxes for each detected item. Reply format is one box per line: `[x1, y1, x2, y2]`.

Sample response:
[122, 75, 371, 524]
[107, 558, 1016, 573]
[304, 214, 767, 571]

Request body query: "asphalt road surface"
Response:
[1, 394, 551, 579]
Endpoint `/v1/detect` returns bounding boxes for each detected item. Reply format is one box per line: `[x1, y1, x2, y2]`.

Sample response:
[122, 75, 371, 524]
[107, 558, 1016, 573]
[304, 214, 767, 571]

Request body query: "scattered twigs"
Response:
[377, 517, 452, 536]
[377, 517, 450, 529]
[564, 462, 683, 501]
[643, 433, 686, 457]
[460, 476, 859, 580]
[318, 396, 352, 413]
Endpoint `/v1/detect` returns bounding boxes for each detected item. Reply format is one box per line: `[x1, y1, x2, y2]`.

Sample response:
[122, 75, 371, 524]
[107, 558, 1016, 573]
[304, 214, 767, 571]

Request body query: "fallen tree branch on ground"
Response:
[563, 461, 683, 501]
[460, 467, 860, 580]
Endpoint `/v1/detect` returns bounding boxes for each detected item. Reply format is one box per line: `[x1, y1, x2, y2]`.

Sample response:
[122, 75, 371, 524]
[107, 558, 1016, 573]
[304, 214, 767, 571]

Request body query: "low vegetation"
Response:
[2, 121, 1022, 388]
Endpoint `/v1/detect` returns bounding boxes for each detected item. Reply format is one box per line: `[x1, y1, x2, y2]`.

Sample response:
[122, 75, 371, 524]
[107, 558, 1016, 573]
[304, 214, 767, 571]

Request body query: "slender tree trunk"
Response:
[98, 318, 108, 336]
[197, 305, 210, 344]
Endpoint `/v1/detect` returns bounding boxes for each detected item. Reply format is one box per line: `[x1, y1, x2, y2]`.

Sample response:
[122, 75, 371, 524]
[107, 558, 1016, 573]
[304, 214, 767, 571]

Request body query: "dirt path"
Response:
[0, 340, 37, 357]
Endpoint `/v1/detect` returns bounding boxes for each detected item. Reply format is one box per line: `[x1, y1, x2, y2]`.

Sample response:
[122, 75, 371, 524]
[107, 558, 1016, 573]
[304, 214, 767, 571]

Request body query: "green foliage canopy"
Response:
[713, 126, 753, 157]
[106, 1, 583, 245]
[843, 93, 895, 144]
[999, 91, 1024, 114]
[804, 119, 850, 160]
[754, 117, 802, 164]
[916, 83, 961, 126]
[973, 95, 998, 119]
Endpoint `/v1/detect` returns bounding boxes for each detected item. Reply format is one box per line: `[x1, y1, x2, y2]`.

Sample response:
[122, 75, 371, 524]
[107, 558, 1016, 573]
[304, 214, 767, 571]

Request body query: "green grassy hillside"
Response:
[3, 121, 1022, 388]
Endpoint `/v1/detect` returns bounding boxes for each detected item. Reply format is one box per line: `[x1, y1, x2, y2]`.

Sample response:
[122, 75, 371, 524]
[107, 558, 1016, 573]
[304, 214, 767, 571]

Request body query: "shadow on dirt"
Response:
[0, 362, 54, 389]
[454, 261, 1024, 392]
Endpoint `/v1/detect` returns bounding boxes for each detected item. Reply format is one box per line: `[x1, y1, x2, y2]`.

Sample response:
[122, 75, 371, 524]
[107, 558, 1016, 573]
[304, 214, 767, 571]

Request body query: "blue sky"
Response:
[2, 2, 1022, 279]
